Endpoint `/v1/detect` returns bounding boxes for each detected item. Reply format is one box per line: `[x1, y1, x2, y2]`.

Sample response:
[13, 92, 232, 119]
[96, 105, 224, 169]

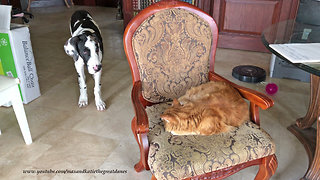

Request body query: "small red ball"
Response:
[265, 83, 278, 95]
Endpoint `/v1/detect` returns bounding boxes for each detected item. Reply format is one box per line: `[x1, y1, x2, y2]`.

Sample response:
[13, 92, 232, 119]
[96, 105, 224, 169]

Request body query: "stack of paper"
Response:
[269, 43, 320, 63]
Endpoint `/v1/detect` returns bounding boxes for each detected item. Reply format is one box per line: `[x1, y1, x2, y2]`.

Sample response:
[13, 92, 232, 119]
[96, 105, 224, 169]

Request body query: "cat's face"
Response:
[161, 99, 198, 135]
[161, 99, 181, 125]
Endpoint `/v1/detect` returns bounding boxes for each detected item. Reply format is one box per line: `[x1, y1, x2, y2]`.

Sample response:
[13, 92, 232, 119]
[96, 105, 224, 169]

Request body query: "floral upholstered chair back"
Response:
[132, 8, 214, 103]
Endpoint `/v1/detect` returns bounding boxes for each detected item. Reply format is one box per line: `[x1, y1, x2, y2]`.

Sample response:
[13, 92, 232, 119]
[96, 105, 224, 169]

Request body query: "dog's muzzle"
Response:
[93, 64, 102, 72]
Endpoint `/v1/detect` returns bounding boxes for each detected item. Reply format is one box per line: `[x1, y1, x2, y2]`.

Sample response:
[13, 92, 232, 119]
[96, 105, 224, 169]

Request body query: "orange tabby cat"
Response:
[160, 81, 249, 135]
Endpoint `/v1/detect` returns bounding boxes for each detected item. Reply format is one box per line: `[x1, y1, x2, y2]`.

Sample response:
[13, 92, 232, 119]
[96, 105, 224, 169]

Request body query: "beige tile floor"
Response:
[0, 5, 312, 180]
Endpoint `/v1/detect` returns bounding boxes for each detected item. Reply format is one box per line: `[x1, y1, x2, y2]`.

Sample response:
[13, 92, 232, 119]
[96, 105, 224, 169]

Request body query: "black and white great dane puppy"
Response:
[64, 10, 106, 111]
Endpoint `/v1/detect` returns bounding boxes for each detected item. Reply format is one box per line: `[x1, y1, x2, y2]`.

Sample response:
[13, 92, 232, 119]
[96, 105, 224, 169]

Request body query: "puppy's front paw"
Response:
[95, 99, 106, 111]
[78, 96, 88, 108]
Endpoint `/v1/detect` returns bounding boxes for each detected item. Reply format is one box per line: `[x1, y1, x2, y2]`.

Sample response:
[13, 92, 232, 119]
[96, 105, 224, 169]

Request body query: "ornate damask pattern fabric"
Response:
[132, 9, 212, 103]
[146, 102, 276, 180]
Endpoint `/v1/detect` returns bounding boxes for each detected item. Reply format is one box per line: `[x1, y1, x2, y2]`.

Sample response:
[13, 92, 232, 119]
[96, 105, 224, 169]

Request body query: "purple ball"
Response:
[265, 83, 278, 95]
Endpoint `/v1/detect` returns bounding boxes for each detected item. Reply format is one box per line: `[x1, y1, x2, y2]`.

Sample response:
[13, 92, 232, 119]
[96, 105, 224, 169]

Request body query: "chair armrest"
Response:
[132, 81, 149, 133]
[209, 72, 274, 110]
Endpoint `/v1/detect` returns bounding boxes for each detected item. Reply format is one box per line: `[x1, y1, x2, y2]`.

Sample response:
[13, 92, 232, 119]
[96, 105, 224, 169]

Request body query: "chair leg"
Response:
[255, 155, 278, 180]
[131, 117, 147, 172]
[63, 0, 74, 8]
[27, 0, 33, 12]
[11, 86, 32, 145]
[63, 0, 70, 8]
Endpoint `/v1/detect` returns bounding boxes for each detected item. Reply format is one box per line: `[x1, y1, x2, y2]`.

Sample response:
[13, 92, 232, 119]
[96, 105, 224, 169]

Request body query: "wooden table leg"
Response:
[287, 74, 320, 180]
[287, 125, 316, 169]
[303, 117, 320, 180]
[296, 74, 320, 129]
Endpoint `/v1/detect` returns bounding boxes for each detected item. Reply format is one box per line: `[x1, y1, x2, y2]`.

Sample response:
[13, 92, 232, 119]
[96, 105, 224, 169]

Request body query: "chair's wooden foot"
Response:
[132, 117, 148, 172]
[151, 174, 157, 180]
[134, 160, 145, 172]
[255, 155, 278, 180]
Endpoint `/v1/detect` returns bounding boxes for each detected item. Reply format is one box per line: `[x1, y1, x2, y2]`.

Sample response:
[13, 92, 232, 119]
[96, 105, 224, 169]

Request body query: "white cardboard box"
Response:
[0, 5, 40, 104]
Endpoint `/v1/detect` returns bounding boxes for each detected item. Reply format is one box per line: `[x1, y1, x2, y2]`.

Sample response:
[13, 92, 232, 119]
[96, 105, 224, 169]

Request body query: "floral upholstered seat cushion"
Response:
[146, 102, 276, 180]
[132, 8, 212, 103]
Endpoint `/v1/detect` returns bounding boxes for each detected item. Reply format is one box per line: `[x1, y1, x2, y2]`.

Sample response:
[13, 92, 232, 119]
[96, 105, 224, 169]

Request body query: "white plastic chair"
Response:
[0, 75, 32, 145]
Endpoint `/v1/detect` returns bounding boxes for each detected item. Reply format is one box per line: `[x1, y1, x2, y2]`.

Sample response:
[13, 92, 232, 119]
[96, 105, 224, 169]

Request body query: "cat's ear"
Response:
[172, 99, 181, 106]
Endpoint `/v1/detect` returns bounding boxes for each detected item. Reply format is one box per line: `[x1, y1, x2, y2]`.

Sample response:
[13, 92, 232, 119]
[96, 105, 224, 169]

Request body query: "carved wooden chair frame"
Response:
[123, 1, 278, 179]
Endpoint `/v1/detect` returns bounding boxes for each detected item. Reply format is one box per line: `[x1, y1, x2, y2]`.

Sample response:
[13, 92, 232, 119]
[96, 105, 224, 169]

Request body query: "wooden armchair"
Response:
[123, 1, 277, 179]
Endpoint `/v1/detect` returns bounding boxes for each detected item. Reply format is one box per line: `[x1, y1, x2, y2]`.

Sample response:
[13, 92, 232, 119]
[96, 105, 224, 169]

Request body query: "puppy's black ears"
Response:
[70, 36, 80, 45]
[64, 36, 80, 61]
[78, 34, 88, 41]
[90, 33, 99, 41]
